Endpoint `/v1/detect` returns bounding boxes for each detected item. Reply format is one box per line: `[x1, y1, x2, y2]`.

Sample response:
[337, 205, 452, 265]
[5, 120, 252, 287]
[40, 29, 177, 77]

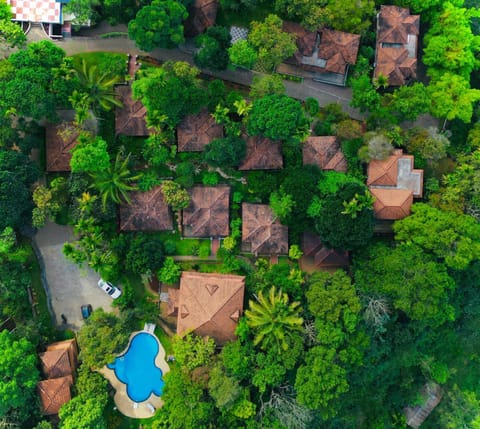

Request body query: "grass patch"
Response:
[156, 326, 174, 355]
[216, 2, 274, 27]
[175, 237, 211, 257]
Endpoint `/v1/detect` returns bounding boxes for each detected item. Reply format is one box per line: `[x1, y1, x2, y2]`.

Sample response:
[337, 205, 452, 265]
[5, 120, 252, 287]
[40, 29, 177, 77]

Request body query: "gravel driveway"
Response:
[34, 222, 114, 331]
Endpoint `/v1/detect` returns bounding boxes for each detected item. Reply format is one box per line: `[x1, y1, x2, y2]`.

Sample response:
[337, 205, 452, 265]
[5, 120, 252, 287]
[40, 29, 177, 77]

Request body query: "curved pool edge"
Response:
[99, 329, 170, 419]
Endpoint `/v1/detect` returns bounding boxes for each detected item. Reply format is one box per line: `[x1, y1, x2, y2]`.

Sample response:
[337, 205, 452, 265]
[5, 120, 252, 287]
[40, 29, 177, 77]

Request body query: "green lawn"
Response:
[216, 3, 274, 27]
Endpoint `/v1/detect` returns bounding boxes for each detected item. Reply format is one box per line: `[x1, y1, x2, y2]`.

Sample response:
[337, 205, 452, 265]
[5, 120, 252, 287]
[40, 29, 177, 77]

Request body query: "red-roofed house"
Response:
[182, 186, 230, 237]
[241, 203, 288, 255]
[374, 5, 420, 86]
[303, 136, 347, 172]
[282, 22, 360, 86]
[38, 376, 73, 415]
[177, 109, 223, 152]
[167, 271, 245, 345]
[239, 135, 283, 171]
[367, 149, 423, 220]
[119, 186, 173, 232]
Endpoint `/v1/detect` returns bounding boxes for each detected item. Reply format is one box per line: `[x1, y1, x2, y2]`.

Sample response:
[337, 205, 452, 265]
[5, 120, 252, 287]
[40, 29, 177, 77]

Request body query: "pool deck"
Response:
[99, 330, 170, 419]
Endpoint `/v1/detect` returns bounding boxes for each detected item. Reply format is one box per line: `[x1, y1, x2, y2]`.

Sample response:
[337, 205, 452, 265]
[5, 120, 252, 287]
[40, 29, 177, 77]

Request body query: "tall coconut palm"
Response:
[90, 152, 142, 208]
[75, 59, 122, 112]
[245, 286, 304, 353]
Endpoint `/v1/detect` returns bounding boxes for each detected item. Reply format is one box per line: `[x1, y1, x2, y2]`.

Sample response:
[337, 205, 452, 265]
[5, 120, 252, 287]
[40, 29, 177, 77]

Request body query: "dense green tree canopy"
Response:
[125, 234, 165, 275]
[308, 172, 374, 251]
[128, 0, 187, 51]
[354, 243, 456, 327]
[247, 94, 308, 141]
[248, 14, 296, 71]
[0, 41, 70, 120]
[70, 135, 110, 173]
[204, 136, 246, 168]
[132, 61, 206, 129]
[0, 331, 39, 422]
[77, 309, 129, 369]
[394, 203, 480, 270]
[0, 149, 39, 230]
[194, 26, 231, 71]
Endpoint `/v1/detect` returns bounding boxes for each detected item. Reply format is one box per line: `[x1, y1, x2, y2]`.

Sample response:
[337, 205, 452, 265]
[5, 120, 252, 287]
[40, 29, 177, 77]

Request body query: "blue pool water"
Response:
[107, 332, 165, 402]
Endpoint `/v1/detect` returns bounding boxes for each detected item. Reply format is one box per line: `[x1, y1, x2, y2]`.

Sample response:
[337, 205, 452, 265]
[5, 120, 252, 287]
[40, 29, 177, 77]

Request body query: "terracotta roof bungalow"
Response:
[182, 186, 230, 238]
[374, 5, 420, 86]
[367, 149, 423, 220]
[40, 339, 78, 379]
[177, 109, 224, 152]
[282, 22, 360, 86]
[303, 136, 347, 172]
[167, 271, 245, 345]
[38, 375, 73, 415]
[114, 84, 150, 136]
[184, 0, 219, 37]
[238, 135, 283, 171]
[119, 186, 173, 232]
[301, 231, 349, 270]
[241, 203, 288, 255]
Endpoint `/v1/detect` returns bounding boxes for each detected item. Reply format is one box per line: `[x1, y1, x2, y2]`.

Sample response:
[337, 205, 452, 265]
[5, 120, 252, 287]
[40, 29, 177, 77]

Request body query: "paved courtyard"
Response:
[34, 221, 114, 331]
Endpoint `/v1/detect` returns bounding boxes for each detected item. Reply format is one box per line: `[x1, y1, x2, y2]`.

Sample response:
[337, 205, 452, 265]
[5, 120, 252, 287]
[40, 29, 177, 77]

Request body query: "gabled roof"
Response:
[375, 5, 420, 86]
[120, 186, 173, 232]
[239, 135, 283, 171]
[303, 136, 347, 172]
[173, 271, 245, 344]
[241, 203, 288, 255]
[182, 186, 230, 237]
[45, 122, 80, 172]
[302, 231, 349, 268]
[184, 0, 219, 37]
[370, 187, 413, 220]
[317, 29, 361, 74]
[114, 84, 150, 136]
[38, 375, 73, 415]
[177, 109, 223, 152]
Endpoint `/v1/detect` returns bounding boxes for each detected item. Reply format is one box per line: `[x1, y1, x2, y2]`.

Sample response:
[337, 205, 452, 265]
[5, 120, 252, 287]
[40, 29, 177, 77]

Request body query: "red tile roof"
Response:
[303, 136, 347, 172]
[367, 149, 423, 220]
[241, 203, 288, 255]
[172, 271, 245, 344]
[182, 186, 230, 237]
[45, 122, 80, 172]
[239, 135, 283, 171]
[375, 5, 420, 86]
[177, 109, 224, 152]
[317, 29, 361, 74]
[367, 149, 402, 187]
[38, 375, 73, 415]
[120, 186, 173, 232]
[370, 187, 413, 220]
[114, 84, 150, 136]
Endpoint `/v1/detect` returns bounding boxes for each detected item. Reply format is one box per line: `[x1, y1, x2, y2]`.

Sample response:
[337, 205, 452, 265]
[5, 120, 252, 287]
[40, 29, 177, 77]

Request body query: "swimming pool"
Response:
[107, 332, 165, 402]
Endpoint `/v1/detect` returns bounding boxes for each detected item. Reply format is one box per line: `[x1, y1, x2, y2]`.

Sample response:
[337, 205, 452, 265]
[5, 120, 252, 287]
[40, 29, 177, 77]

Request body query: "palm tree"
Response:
[245, 286, 304, 353]
[75, 59, 122, 112]
[90, 152, 142, 208]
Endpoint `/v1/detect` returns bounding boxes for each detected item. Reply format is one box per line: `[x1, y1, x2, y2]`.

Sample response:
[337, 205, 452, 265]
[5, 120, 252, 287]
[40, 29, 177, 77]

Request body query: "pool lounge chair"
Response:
[146, 402, 156, 413]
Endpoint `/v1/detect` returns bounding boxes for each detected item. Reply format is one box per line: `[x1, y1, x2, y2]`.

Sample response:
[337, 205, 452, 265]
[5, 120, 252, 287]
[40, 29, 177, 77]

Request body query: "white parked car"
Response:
[97, 279, 122, 299]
